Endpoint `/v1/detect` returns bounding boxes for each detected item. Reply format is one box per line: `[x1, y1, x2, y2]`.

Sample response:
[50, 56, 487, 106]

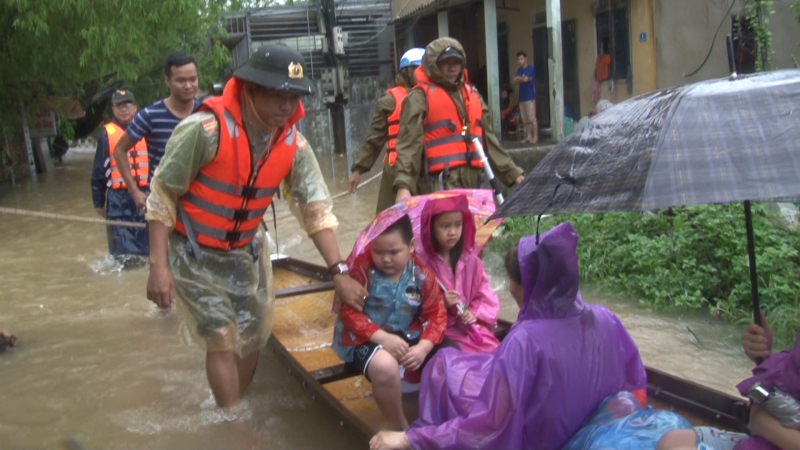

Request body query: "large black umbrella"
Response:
[491, 69, 800, 326]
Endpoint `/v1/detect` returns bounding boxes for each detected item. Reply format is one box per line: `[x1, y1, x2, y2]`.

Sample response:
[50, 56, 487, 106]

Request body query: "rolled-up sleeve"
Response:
[283, 132, 338, 236]
[145, 112, 218, 228]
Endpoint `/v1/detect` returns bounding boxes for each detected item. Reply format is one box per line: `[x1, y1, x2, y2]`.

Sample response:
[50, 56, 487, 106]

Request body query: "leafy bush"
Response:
[489, 204, 800, 347]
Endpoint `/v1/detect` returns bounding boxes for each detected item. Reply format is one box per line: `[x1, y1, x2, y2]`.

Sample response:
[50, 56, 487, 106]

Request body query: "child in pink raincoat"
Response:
[417, 195, 501, 354]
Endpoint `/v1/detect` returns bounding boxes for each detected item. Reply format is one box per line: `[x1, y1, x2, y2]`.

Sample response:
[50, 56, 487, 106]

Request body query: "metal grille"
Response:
[335, 0, 396, 77]
[222, 0, 396, 80]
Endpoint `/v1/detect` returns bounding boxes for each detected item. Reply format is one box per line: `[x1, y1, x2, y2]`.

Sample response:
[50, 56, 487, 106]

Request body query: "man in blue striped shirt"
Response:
[113, 52, 200, 212]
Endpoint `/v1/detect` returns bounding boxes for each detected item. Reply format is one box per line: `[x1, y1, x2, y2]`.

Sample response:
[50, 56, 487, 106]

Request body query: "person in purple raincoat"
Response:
[417, 195, 501, 354]
[370, 222, 647, 450]
[658, 320, 800, 450]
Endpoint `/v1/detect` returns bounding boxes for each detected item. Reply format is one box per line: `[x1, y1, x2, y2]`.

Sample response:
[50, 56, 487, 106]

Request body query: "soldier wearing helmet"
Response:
[348, 47, 425, 213]
[144, 45, 368, 409]
[394, 38, 524, 203]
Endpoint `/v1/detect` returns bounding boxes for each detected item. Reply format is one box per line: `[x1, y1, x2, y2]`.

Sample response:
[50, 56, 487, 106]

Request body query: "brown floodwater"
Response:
[0, 149, 753, 449]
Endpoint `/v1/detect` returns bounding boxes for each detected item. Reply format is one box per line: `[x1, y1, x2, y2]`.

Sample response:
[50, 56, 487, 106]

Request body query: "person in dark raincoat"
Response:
[393, 37, 525, 203]
[90, 90, 149, 256]
[348, 48, 425, 214]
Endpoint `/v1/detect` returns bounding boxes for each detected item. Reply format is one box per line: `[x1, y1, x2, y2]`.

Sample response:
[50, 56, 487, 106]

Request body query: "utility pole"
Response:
[483, 0, 501, 135]
[437, 11, 449, 37]
[320, 0, 350, 162]
[546, 0, 564, 143]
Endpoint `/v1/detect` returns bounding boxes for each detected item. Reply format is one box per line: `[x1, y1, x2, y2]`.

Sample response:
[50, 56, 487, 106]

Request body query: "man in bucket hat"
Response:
[145, 45, 368, 409]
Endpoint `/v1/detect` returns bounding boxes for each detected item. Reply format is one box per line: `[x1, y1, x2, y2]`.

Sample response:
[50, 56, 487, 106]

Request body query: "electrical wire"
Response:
[682, 0, 739, 77]
[344, 0, 417, 47]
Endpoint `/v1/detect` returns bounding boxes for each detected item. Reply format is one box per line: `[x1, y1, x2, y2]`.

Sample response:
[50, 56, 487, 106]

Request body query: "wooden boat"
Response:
[269, 257, 750, 444]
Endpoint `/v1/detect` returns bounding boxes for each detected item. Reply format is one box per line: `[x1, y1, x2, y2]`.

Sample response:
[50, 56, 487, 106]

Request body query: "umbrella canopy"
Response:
[346, 189, 502, 265]
[492, 69, 800, 219]
[490, 69, 800, 328]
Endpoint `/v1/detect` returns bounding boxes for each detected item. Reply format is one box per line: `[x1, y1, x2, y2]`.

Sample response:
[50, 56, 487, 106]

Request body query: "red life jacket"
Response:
[174, 78, 303, 252]
[413, 66, 484, 175]
[383, 86, 408, 166]
[105, 122, 148, 190]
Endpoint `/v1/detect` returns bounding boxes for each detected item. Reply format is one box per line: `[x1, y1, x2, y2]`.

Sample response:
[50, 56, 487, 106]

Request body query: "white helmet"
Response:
[399, 48, 425, 70]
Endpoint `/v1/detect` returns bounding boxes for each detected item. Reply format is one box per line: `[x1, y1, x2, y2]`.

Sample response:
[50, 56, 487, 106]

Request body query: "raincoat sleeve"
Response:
[393, 89, 427, 194]
[466, 257, 500, 326]
[340, 304, 381, 343]
[418, 262, 447, 344]
[407, 332, 536, 449]
[339, 253, 380, 343]
[283, 132, 339, 236]
[478, 96, 524, 186]
[145, 112, 218, 228]
[351, 93, 396, 174]
[90, 130, 109, 209]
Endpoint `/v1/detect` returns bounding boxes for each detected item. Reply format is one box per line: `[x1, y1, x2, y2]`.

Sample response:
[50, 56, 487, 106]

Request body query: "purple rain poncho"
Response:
[732, 329, 800, 450]
[406, 222, 647, 450]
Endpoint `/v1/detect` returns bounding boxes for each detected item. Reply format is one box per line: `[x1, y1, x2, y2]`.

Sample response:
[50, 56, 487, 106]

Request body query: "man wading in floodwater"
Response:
[144, 45, 368, 409]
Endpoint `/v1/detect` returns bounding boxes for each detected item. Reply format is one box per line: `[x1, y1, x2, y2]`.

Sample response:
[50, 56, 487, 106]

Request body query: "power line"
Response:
[682, 0, 739, 78]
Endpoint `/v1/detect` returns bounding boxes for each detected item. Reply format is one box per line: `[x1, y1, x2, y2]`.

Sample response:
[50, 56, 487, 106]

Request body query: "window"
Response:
[595, 7, 630, 79]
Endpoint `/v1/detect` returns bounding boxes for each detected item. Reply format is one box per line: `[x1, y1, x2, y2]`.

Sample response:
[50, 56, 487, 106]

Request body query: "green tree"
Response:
[0, 0, 270, 137]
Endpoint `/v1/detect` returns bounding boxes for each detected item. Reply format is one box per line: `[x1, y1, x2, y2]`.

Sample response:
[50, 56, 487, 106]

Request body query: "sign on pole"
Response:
[28, 102, 57, 138]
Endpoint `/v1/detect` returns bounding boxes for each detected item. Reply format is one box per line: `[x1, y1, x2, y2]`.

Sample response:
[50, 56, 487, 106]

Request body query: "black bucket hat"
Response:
[233, 45, 315, 96]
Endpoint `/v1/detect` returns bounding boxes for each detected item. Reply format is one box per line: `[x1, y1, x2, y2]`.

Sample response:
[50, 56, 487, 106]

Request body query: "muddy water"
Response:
[0, 150, 752, 448]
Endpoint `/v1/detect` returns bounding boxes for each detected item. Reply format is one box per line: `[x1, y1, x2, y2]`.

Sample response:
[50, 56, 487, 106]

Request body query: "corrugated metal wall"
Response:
[223, 0, 396, 79]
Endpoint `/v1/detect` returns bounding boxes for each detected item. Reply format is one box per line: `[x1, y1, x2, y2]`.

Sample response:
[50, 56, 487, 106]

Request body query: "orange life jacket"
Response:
[413, 66, 483, 175]
[383, 86, 408, 166]
[174, 78, 302, 253]
[105, 122, 148, 190]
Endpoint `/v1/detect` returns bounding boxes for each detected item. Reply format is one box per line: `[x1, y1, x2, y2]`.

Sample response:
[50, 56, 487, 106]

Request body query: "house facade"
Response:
[392, 0, 800, 133]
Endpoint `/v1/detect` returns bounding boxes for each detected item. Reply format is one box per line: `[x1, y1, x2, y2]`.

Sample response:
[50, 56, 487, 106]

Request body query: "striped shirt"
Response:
[126, 99, 199, 181]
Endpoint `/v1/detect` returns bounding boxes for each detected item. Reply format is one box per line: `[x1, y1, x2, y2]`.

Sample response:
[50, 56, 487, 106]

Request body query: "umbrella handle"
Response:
[456, 303, 484, 345]
[744, 201, 761, 326]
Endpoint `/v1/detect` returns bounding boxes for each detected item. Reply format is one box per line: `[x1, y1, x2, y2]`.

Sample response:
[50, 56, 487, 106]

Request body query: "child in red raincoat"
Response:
[332, 215, 448, 430]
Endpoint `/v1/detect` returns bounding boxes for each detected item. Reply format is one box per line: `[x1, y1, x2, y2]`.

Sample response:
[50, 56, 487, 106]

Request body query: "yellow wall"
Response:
[500, 0, 656, 118]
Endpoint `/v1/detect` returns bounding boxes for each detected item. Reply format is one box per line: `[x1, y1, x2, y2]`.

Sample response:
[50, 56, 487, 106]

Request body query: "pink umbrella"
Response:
[346, 189, 503, 265]
[345, 189, 502, 345]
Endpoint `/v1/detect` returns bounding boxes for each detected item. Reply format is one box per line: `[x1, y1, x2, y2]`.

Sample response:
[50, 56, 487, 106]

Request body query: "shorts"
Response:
[694, 427, 748, 450]
[347, 335, 459, 382]
[520, 100, 537, 125]
[169, 232, 271, 355]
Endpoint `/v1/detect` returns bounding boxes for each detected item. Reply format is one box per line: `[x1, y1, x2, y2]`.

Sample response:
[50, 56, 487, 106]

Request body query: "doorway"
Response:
[532, 19, 579, 128]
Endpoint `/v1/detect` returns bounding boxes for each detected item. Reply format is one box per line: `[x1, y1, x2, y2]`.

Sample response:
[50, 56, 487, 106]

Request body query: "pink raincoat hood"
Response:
[419, 195, 477, 260]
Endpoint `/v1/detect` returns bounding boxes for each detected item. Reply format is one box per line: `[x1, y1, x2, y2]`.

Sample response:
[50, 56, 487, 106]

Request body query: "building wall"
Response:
[655, 0, 800, 89]
[396, 0, 799, 124]
[502, 0, 656, 119]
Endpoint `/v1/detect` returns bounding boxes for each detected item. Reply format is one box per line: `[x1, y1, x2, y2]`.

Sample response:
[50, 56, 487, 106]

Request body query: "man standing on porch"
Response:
[514, 51, 538, 145]
[393, 37, 524, 203]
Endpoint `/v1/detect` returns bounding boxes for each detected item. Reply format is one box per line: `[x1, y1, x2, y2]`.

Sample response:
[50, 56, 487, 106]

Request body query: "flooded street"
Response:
[1, 149, 753, 448]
